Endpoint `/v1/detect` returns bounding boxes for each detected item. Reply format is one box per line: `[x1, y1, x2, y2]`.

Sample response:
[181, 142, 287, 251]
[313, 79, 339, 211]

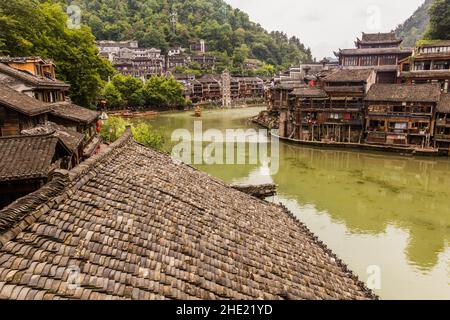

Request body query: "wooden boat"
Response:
[194, 106, 202, 117]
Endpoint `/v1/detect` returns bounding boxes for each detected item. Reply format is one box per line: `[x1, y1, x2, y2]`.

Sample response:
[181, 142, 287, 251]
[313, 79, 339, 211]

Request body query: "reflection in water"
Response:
[147, 107, 450, 300]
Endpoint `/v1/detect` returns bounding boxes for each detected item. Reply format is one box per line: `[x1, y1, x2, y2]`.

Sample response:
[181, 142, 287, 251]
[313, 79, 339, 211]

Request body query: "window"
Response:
[379, 55, 397, 65]
[360, 56, 377, 66]
[344, 56, 359, 66]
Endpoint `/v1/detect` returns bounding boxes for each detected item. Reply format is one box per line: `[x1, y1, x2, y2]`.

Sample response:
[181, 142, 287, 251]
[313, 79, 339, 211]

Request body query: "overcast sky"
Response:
[224, 0, 425, 59]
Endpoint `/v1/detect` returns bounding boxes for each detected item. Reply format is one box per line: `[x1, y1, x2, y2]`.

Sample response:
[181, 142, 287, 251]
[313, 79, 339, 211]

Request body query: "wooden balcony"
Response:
[436, 119, 450, 127]
[434, 134, 450, 141]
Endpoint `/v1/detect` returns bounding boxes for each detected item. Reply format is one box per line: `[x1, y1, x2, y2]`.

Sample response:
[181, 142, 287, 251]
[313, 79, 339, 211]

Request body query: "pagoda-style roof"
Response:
[338, 47, 412, 56]
[0, 129, 376, 300]
[355, 32, 402, 47]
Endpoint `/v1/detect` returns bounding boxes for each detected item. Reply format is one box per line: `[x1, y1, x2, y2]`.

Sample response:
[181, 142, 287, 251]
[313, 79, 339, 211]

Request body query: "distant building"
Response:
[190, 55, 216, 71]
[190, 40, 207, 54]
[335, 32, 412, 83]
[168, 46, 186, 56]
[96, 41, 165, 78]
[96, 40, 139, 60]
[167, 54, 190, 70]
[398, 40, 450, 92]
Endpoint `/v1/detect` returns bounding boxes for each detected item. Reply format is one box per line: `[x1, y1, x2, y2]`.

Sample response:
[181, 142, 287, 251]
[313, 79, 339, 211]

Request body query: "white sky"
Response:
[224, 0, 425, 59]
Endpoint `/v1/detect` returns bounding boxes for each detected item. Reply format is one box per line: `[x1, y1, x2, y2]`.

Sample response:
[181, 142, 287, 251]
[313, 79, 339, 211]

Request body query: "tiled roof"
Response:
[339, 48, 412, 56]
[0, 63, 69, 90]
[0, 130, 376, 300]
[0, 134, 61, 182]
[273, 82, 304, 90]
[360, 32, 400, 43]
[291, 87, 328, 98]
[366, 84, 441, 102]
[49, 102, 99, 124]
[21, 122, 84, 153]
[437, 93, 450, 113]
[399, 70, 450, 79]
[343, 65, 398, 72]
[0, 85, 49, 116]
[323, 69, 374, 83]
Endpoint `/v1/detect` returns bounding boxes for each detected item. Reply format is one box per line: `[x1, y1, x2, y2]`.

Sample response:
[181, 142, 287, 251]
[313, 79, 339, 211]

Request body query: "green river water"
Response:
[143, 106, 449, 300]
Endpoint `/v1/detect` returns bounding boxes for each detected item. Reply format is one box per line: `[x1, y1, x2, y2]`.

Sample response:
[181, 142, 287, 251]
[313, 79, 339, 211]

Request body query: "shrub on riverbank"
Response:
[100, 116, 165, 151]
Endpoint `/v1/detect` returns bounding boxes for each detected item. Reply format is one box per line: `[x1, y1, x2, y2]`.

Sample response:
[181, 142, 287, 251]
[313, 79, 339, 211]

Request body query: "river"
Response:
[142, 106, 450, 300]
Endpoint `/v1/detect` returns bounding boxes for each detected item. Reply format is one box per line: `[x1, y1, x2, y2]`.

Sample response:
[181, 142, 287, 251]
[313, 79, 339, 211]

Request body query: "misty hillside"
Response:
[395, 0, 434, 47]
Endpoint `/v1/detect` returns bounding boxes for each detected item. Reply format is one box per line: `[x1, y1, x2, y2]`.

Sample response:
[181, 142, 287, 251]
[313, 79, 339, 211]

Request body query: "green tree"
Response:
[232, 44, 250, 67]
[142, 76, 185, 108]
[101, 82, 123, 109]
[0, 0, 114, 107]
[424, 0, 450, 40]
[111, 74, 144, 107]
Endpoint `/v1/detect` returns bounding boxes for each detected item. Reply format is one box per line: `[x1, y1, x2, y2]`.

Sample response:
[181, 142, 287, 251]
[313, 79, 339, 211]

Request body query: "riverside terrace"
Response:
[0, 129, 377, 300]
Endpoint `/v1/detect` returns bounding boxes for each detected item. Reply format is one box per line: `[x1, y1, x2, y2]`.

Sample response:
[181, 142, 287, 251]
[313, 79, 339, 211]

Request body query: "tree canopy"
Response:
[424, 0, 450, 40]
[100, 74, 186, 109]
[0, 0, 114, 107]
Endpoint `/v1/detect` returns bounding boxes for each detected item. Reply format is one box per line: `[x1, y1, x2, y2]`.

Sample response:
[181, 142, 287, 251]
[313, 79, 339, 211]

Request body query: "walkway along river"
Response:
[142, 106, 450, 300]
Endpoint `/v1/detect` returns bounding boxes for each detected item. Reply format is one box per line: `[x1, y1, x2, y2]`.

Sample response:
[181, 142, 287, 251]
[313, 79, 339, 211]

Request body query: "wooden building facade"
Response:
[365, 83, 441, 147]
[281, 69, 376, 142]
[398, 40, 450, 92]
[434, 93, 450, 152]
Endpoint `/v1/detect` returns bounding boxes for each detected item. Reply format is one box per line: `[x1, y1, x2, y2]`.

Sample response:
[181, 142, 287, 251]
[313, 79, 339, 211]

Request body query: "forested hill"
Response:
[51, 0, 313, 69]
[395, 0, 434, 47]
